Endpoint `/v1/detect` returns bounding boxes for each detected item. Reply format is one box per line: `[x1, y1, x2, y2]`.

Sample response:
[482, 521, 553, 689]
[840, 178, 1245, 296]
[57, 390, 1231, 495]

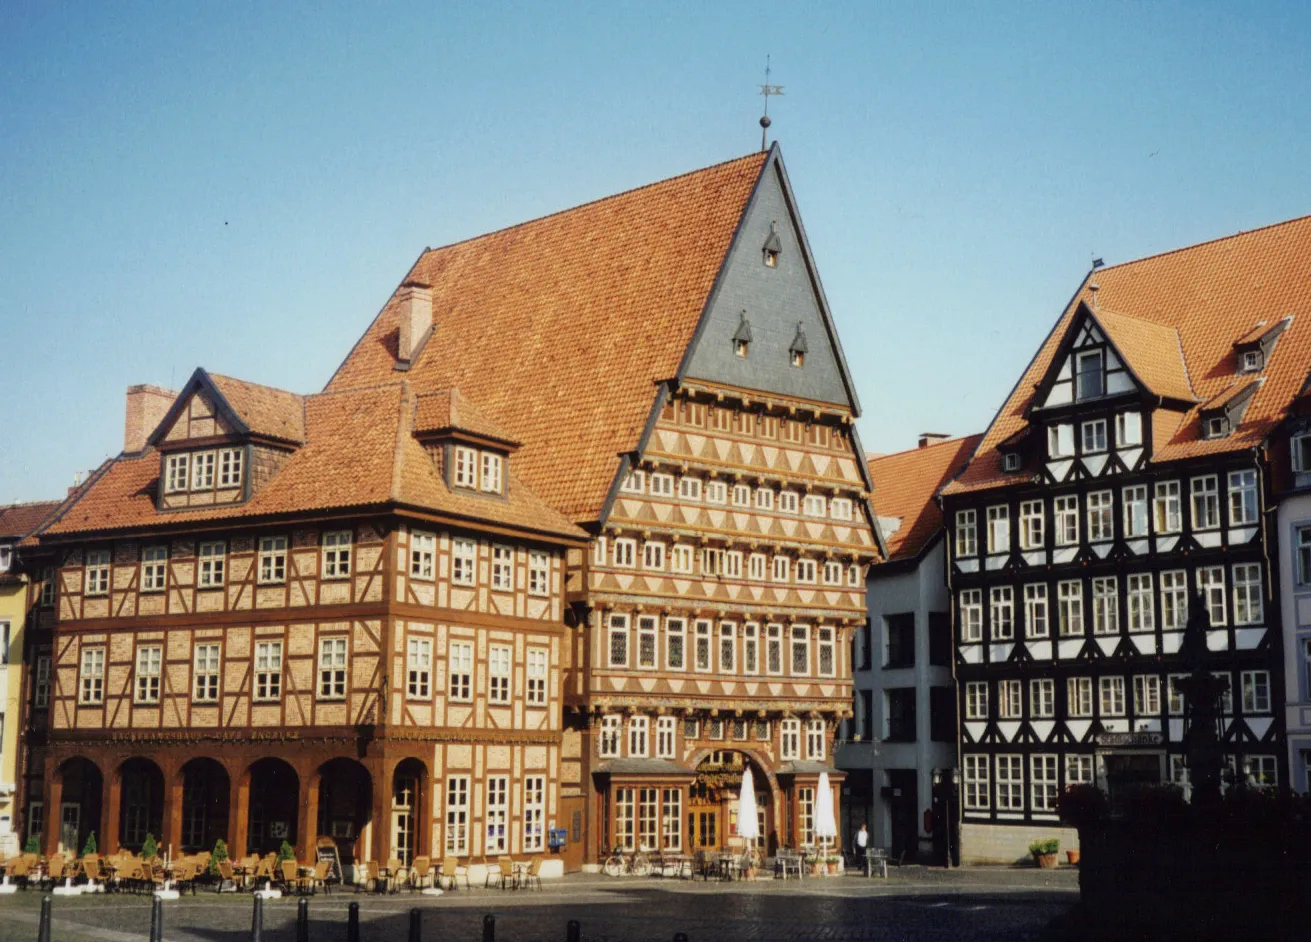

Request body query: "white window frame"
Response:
[1031, 755, 1058, 813]
[322, 530, 352, 579]
[678, 477, 702, 501]
[1092, 576, 1118, 635]
[191, 450, 216, 490]
[1081, 419, 1108, 454]
[1123, 484, 1148, 538]
[613, 538, 637, 569]
[1024, 583, 1048, 638]
[598, 715, 621, 758]
[1115, 411, 1142, 447]
[453, 446, 478, 489]
[1241, 670, 1271, 713]
[665, 617, 686, 671]
[694, 619, 712, 672]
[193, 642, 220, 702]
[165, 453, 190, 493]
[257, 536, 287, 584]
[526, 647, 547, 705]
[1099, 676, 1126, 717]
[318, 636, 348, 700]
[254, 640, 283, 702]
[488, 644, 512, 704]
[1127, 573, 1154, 632]
[1197, 565, 1227, 626]
[141, 545, 168, 593]
[522, 775, 546, 853]
[803, 494, 826, 517]
[1191, 475, 1220, 531]
[1087, 490, 1113, 542]
[1067, 677, 1093, 718]
[1019, 500, 1044, 549]
[451, 538, 477, 587]
[778, 490, 799, 514]
[1154, 481, 1182, 533]
[1133, 674, 1161, 716]
[754, 488, 775, 511]
[1161, 570, 1188, 630]
[998, 679, 1023, 719]
[133, 644, 162, 704]
[996, 754, 1024, 811]
[656, 716, 677, 759]
[1057, 580, 1083, 636]
[986, 505, 1010, 554]
[637, 615, 658, 669]
[1232, 562, 1263, 625]
[528, 550, 550, 596]
[965, 681, 988, 720]
[990, 586, 1014, 641]
[410, 531, 436, 580]
[642, 541, 666, 571]
[1031, 679, 1055, 718]
[959, 589, 982, 642]
[955, 509, 977, 557]
[780, 718, 801, 760]
[79, 647, 105, 704]
[218, 447, 243, 488]
[963, 755, 989, 811]
[444, 776, 470, 856]
[650, 472, 674, 497]
[198, 540, 225, 588]
[85, 549, 111, 596]
[628, 715, 649, 757]
[621, 469, 646, 494]
[407, 637, 432, 700]
[448, 639, 473, 701]
[608, 613, 630, 668]
[491, 544, 514, 591]
[1054, 495, 1079, 546]
[1228, 470, 1258, 526]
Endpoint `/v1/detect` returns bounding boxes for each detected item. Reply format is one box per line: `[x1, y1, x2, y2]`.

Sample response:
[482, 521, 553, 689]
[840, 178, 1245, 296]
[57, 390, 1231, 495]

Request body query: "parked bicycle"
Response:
[602, 845, 652, 877]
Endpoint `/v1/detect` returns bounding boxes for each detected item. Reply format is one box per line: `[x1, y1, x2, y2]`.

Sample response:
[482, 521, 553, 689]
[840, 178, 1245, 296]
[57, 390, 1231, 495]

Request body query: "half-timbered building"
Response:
[26, 371, 586, 875]
[939, 216, 1311, 863]
[322, 145, 885, 863]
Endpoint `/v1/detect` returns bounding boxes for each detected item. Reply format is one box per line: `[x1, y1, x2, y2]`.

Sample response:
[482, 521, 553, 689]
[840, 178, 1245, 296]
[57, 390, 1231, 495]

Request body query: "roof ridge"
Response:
[309, 380, 408, 399]
[866, 434, 983, 462]
[1097, 211, 1311, 274]
[207, 371, 304, 397]
[1, 498, 62, 509]
[413, 151, 768, 260]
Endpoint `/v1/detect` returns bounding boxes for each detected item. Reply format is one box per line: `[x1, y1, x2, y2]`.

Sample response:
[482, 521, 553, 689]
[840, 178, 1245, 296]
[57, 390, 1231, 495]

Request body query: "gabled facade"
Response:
[25, 370, 587, 875]
[940, 215, 1311, 863]
[325, 145, 884, 862]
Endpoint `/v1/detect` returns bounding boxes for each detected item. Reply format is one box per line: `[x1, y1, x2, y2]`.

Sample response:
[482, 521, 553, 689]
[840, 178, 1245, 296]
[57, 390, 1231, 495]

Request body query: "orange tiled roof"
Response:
[413, 389, 519, 446]
[40, 380, 584, 542]
[326, 151, 771, 522]
[868, 435, 981, 561]
[0, 501, 62, 540]
[1090, 307, 1196, 403]
[944, 214, 1311, 495]
[209, 372, 306, 444]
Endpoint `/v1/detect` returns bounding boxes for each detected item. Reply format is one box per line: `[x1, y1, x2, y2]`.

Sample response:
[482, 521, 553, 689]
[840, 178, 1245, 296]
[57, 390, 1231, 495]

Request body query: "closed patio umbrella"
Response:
[815, 772, 837, 850]
[737, 766, 759, 840]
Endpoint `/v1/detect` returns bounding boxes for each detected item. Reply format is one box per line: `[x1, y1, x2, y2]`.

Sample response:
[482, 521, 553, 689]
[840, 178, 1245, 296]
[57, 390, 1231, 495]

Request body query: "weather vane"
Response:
[759, 54, 784, 151]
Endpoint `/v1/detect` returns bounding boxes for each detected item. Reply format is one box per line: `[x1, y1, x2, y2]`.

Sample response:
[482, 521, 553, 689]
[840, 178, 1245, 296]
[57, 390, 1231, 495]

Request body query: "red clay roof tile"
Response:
[325, 151, 770, 522]
[868, 435, 982, 561]
[945, 214, 1311, 495]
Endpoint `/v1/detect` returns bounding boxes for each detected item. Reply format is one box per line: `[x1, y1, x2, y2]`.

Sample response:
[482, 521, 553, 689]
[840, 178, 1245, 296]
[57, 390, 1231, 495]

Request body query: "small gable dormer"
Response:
[732, 310, 753, 358]
[413, 389, 519, 499]
[1030, 301, 1196, 415]
[1198, 379, 1262, 440]
[762, 220, 782, 268]
[789, 321, 808, 368]
[147, 368, 305, 512]
[1232, 316, 1290, 374]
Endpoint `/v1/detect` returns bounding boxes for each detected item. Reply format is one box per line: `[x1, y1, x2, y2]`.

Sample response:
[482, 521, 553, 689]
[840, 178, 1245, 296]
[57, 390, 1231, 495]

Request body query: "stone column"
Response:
[370, 758, 392, 864]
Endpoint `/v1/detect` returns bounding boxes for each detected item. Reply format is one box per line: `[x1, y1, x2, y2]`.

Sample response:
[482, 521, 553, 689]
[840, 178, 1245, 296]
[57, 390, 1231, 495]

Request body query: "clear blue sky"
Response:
[4, 1, 1311, 503]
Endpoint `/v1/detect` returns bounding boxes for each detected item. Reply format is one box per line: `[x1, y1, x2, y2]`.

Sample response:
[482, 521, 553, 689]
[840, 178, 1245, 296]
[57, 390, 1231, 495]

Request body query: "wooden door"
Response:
[557, 795, 586, 872]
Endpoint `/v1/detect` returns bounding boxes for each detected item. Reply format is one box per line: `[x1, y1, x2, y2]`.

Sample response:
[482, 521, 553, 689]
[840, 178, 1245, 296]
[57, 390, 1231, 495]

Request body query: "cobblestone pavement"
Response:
[0, 867, 1078, 942]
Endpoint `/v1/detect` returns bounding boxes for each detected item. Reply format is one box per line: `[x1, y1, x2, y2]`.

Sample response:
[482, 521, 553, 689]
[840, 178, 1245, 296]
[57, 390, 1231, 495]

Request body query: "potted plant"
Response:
[1028, 838, 1059, 869]
[804, 853, 822, 876]
[1066, 848, 1080, 865]
[81, 832, 97, 858]
[825, 854, 840, 875]
[141, 833, 159, 861]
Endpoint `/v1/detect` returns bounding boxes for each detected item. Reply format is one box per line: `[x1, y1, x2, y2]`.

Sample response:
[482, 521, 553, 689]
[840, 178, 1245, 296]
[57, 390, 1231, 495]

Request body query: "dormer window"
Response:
[218, 448, 243, 488]
[1002, 452, 1021, 472]
[450, 444, 507, 495]
[165, 454, 190, 493]
[789, 322, 808, 369]
[762, 220, 782, 268]
[1241, 350, 1263, 373]
[480, 452, 503, 493]
[1233, 317, 1288, 375]
[1075, 350, 1104, 400]
[191, 451, 216, 490]
[733, 311, 753, 359]
[1204, 416, 1229, 439]
[0, 543, 12, 574]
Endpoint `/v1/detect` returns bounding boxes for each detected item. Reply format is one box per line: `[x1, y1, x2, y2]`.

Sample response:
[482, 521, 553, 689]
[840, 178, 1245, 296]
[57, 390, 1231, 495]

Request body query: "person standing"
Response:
[855, 823, 869, 872]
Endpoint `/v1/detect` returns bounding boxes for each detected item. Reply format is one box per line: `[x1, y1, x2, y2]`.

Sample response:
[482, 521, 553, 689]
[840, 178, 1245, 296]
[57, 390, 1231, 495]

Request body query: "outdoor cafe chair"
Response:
[355, 860, 379, 894]
[518, 857, 543, 891]
[408, 856, 432, 891]
[486, 855, 514, 889]
[438, 856, 468, 891]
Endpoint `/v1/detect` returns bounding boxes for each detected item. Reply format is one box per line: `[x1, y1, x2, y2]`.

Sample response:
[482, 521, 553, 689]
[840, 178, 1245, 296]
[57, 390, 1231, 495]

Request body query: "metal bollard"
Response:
[251, 894, 264, 942]
[482, 912, 495, 942]
[150, 897, 164, 942]
[408, 907, 422, 942]
[566, 919, 581, 942]
[37, 895, 52, 942]
[297, 897, 310, 942]
[347, 901, 361, 942]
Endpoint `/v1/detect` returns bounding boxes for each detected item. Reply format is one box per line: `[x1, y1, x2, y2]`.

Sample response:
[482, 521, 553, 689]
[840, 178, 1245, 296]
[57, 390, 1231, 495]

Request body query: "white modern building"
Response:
[838, 433, 979, 860]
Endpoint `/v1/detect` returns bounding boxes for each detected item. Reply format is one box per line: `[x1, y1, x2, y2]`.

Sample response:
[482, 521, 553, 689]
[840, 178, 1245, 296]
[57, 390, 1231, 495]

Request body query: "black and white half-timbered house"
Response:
[938, 216, 1311, 863]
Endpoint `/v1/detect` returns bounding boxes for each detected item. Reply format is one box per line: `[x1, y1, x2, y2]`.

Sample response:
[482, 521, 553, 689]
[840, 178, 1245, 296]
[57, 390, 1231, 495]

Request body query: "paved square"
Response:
[0, 868, 1078, 942]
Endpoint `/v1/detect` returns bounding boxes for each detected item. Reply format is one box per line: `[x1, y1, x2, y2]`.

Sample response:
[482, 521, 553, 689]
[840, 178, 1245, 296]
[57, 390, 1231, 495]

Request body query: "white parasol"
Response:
[814, 771, 837, 847]
[736, 766, 760, 840]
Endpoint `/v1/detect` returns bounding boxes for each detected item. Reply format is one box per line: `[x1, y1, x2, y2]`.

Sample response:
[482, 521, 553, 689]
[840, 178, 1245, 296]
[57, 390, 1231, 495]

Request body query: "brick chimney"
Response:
[395, 281, 433, 369]
[918, 432, 951, 449]
[124, 384, 177, 454]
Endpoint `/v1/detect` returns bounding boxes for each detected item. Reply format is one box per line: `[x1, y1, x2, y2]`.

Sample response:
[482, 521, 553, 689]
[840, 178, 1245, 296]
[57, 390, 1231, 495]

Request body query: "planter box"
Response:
[1034, 853, 1058, 870]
